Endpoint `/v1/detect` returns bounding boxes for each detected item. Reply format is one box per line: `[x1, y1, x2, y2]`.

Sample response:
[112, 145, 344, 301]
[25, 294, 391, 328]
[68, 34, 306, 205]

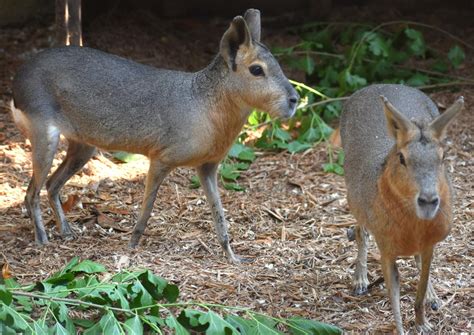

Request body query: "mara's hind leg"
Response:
[25, 125, 60, 245]
[129, 159, 171, 248]
[46, 141, 96, 238]
[353, 225, 370, 295]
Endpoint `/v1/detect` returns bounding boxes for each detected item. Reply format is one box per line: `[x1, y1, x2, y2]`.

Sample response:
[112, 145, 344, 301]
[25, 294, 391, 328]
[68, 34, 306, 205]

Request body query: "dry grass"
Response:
[0, 8, 472, 334]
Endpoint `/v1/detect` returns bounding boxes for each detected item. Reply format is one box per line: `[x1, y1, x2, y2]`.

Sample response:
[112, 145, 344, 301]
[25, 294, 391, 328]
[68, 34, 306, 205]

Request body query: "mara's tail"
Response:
[9, 99, 29, 137]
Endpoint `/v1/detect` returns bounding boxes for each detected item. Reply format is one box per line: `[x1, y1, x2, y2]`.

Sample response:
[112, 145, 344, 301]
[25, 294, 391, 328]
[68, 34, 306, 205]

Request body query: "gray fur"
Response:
[11, 9, 298, 264]
[340, 84, 463, 334]
[340, 84, 440, 214]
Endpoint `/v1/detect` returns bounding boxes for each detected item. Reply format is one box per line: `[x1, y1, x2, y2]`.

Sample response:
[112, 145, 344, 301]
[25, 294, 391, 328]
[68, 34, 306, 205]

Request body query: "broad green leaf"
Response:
[189, 175, 201, 189]
[247, 110, 269, 126]
[269, 140, 289, 150]
[322, 163, 344, 176]
[337, 150, 345, 166]
[165, 315, 189, 335]
[288, 317, 342, 335]
[390, 50, 409, 64]
[124, 315, 143, 335]
[367, 33, 389, 57]
[163, 283, 179, 303]
[71, 260, 106, 274]
[304, 55, 315, 75]
[109, 286, 130, 309]
[0, 324, 17, 335]
[339, 70, 366, 91]
[113, 151, 141, 163]
[198, 311, 238, 335]
[253, 315, 279, 330]
[56, 302, 75, 333]
[4, 278, 20, 289]
[298, 127, 321, 143]
[448, 45, 465, 69]
[287, 141, 312, 153]
[130, 279, 154, 307]
[287, 56, 315, 75]
[228, 143, 255, 162]
[234, 315, 283, 334]
[303, 29, 332, 50]
[405, 28, 426, 56]
[0, 304, 31, 331]
[407, 73, 429, 86]
[220, 164, 241, 181]
[52, 322, 69, 335]
[233, 162, 250, 170]
[177, 310, 208, 332]
[273, 127, 292, 142]
[141, 271, 168, 295]
[143, 315, 165, 328]
[58, 257, 80, 275]
[237, 149, 256, 162]
[223, 182, 245, 191]
[0, 287, 12, 305]
[226, 315, 260, 335]
[322, 102, 342, 122]
[72, 319, 96, 328]
[43, 273, 75, 286]
[99, 311, 122, 335]
[32, 321, 48, 335]
[83, 321, 102, 335]
[112, 270, 147, 283]
[432, 60, 449, 73]
[319, 123, 334, 140]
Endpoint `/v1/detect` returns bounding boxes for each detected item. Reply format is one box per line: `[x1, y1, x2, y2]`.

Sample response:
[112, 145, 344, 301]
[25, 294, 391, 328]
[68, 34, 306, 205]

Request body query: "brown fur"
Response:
[340, 85, 464, 334]
[375, 156, 452, 257]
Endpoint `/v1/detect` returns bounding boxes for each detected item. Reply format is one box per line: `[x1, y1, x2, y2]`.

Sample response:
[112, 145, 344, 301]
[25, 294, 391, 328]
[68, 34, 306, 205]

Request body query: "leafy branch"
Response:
[0, 258, 342, 334]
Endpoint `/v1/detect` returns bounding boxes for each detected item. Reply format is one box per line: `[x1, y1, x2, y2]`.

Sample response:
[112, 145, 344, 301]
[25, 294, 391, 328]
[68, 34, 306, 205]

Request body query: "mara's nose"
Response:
[417, 194, 439, 207]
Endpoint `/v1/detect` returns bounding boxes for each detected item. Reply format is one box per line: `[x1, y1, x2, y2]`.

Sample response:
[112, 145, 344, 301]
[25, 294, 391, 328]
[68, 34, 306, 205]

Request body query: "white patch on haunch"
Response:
[9, 100, 30, 136]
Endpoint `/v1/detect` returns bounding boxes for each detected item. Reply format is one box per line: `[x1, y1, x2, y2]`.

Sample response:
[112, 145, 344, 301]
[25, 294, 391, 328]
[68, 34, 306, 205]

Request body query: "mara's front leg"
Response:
[415, 253, 440, 311]
[380, 255, 404, 335]
[197, 163, 250, 264]
[414, 247, 435, 333]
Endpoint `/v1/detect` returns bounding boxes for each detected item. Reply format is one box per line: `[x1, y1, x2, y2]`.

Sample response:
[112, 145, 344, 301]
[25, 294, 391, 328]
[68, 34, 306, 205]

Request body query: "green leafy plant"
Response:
[228, 21, 470, 181]
[0, 258, 342, 334]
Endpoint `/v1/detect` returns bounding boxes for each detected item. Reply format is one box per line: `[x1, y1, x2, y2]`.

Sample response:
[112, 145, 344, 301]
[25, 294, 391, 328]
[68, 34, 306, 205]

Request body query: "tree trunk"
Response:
[55, 0, 82, 46]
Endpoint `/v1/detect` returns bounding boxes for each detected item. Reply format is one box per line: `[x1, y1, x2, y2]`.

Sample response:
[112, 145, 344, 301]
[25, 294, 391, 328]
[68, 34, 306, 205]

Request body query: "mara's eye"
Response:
[398, 153, 406, 166]
[249, 65, 265, 77]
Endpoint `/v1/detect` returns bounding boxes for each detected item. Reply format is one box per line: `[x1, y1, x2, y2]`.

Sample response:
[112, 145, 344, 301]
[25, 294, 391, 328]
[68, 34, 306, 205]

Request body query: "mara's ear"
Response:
[429, 96, 464, 140]
[380, 95, 417, 145]
[220, 16, 253, 71]
[244, 8, 261, 42]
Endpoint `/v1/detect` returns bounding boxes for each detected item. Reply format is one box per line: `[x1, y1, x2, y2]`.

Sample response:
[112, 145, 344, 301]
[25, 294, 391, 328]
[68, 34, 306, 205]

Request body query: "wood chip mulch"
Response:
[0, 8, 472, 333]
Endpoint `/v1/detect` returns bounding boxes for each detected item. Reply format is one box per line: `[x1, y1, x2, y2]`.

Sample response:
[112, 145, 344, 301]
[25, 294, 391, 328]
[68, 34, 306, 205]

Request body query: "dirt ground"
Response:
[0, 6, 473, 334]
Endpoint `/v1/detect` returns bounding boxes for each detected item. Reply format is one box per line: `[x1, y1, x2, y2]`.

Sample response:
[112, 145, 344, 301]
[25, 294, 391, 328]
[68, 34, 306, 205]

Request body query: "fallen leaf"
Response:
[97, 213, 129, 232]
[329, 126, 341, 148]
[2, 263, 12, 279]
[61, 194, 82, 213]
[98, 206, 131, 215]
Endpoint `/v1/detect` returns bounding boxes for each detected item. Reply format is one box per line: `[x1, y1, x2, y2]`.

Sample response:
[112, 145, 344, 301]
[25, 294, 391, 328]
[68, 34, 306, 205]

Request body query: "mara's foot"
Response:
[353, 279, 369, 295]
[228, 254, 254, 265]
[415, 321, 433, 333]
